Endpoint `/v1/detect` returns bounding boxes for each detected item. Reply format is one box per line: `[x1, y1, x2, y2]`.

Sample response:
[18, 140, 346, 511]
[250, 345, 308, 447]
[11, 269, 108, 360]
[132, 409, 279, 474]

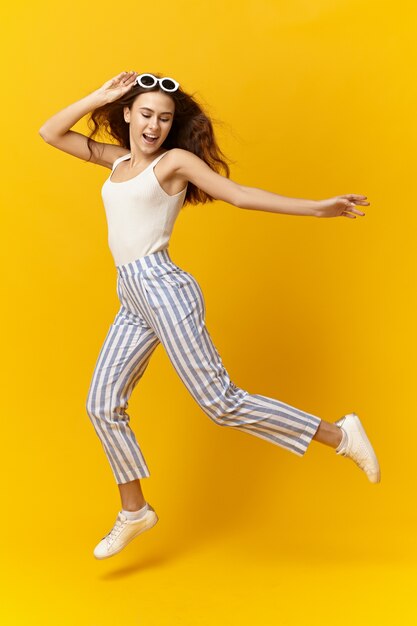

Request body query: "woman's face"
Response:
[124, 91, 175, 152]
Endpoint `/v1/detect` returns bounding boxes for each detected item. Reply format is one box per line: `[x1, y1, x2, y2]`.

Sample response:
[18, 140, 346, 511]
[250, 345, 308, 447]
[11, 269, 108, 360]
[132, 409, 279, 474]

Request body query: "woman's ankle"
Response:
[121, 499, 147, 512]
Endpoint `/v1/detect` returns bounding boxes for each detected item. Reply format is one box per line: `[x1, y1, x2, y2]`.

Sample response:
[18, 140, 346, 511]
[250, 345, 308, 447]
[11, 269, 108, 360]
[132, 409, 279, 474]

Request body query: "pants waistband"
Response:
[116, 247, 174, 277]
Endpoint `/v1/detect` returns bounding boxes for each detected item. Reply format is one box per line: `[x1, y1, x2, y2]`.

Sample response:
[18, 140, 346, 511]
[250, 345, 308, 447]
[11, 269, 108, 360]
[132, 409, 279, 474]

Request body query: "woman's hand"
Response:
[94, 71, 139, 104]
[315, 194, 370, 218]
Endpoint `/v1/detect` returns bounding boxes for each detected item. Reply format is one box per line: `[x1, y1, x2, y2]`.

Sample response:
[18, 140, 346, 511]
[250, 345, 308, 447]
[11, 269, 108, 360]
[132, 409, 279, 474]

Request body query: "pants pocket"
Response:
[162, 271, 190, 288]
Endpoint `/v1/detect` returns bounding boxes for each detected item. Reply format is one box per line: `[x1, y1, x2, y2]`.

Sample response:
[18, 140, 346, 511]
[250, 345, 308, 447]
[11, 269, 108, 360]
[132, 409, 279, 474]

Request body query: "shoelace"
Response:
[105, 515, 127, 546]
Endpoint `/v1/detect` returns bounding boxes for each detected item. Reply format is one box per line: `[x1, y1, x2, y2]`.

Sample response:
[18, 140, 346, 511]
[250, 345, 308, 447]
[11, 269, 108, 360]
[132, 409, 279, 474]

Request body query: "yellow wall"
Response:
[1, 0, 416, 624]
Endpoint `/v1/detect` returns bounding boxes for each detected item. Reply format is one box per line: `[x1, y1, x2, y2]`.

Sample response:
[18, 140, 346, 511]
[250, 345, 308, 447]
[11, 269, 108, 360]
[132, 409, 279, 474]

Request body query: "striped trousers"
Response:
[86, 247, 322, 484]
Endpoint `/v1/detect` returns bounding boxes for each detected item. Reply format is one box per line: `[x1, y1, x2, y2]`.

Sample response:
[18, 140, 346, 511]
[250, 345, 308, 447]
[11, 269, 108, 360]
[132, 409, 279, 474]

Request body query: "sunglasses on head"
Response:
[135, 73, 179, 93]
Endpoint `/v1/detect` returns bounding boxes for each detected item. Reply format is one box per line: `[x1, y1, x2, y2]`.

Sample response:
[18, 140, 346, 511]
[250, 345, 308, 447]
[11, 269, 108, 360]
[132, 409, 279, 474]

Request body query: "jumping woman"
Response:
[39, 70, 381, 560]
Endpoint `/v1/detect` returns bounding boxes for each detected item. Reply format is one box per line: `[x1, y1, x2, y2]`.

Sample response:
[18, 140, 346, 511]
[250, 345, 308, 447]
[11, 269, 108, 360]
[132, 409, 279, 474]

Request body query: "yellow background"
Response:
[1, 0, 416, 624]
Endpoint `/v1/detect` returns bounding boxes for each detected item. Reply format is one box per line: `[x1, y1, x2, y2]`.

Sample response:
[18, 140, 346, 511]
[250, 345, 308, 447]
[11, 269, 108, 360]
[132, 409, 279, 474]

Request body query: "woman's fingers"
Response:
[342, 207, 365, 218]
[114, 72, 129, 81]
[348, 207, 365, 216]
[121, 71, 138, 87]
[113, 71, 136, 83]
[345, 194, 370, 204]
[342, 195, 370, 208]
[108, 71, 137, 90]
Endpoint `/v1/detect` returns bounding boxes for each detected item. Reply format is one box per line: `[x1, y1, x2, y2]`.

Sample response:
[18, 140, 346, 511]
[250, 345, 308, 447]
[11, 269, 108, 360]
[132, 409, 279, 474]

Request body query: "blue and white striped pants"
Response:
[86, 247, 322, 484]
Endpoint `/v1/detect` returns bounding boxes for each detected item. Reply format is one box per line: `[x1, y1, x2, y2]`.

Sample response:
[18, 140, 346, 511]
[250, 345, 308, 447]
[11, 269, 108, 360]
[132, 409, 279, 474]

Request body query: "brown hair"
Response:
[85, 72, 234, 206]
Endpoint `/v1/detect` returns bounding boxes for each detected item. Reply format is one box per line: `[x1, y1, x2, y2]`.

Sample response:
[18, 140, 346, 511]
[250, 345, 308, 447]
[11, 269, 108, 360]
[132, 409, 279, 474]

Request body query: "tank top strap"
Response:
[110, 150, 168, 173]
[151, 151, 169, 166]
[111, 153, 131, 171]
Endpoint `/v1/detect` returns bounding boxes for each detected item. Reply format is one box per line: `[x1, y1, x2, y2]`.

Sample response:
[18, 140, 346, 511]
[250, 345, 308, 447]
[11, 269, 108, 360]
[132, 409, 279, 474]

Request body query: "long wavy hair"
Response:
[85, 72, 234, 206]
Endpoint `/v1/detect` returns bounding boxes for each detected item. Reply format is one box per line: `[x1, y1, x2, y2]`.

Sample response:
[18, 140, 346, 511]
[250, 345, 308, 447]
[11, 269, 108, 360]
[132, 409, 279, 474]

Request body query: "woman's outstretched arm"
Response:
[173, 149, 369, 219]
[236, 185, 369, 219]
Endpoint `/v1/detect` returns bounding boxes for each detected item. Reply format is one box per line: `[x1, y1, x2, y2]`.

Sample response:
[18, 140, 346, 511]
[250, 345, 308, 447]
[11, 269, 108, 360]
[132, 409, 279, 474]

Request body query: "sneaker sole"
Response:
[94, 512, 159, 560]
[337, 413, 381, 483]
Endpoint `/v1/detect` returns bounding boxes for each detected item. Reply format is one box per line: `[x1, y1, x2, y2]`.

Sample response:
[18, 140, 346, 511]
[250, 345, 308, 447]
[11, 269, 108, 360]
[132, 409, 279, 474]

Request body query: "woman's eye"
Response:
[141, 114, 170, 122]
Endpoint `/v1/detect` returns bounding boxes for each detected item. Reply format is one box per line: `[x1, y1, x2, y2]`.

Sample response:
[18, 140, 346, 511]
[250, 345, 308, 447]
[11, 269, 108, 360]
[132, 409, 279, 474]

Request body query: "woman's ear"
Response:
[123, 106, 130, 124]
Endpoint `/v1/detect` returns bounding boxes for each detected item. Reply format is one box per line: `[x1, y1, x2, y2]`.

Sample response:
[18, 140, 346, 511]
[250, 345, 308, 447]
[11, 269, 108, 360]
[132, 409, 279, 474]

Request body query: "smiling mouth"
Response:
[143, 134, 159, 143]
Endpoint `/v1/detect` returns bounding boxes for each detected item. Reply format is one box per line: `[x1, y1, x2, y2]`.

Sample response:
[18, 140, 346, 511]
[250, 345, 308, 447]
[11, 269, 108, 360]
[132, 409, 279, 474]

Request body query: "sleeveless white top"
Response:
[101, 150, 188, 266]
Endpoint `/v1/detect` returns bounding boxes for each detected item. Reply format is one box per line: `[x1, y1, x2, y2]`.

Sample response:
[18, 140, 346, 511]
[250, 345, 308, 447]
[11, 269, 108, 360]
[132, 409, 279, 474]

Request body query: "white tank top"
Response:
[101, 150, 188, 266]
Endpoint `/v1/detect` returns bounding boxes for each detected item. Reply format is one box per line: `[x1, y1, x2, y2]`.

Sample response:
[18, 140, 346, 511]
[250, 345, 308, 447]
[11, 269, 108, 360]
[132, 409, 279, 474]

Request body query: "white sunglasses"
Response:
[135, 73, 179, 92]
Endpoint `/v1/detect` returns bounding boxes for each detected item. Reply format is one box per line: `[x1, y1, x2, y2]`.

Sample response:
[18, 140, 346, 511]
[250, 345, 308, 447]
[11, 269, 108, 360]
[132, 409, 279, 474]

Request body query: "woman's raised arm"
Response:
[38, 71, 138, 167]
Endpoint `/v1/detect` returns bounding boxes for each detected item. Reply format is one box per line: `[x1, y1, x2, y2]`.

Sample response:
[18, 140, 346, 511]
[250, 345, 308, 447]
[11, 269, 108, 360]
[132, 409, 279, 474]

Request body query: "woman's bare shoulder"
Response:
[99, 145, 130, 169]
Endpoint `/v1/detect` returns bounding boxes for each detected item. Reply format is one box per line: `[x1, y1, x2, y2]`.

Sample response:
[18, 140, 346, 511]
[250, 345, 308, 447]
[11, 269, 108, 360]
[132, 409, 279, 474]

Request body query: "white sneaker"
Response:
[93, 504, 159, 559]
[335, 413, 381, 483]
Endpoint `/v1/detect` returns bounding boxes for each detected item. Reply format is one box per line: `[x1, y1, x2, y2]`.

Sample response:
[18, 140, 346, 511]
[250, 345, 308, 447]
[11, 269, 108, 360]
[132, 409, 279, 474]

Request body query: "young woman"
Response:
[39, 71, 380, 560]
